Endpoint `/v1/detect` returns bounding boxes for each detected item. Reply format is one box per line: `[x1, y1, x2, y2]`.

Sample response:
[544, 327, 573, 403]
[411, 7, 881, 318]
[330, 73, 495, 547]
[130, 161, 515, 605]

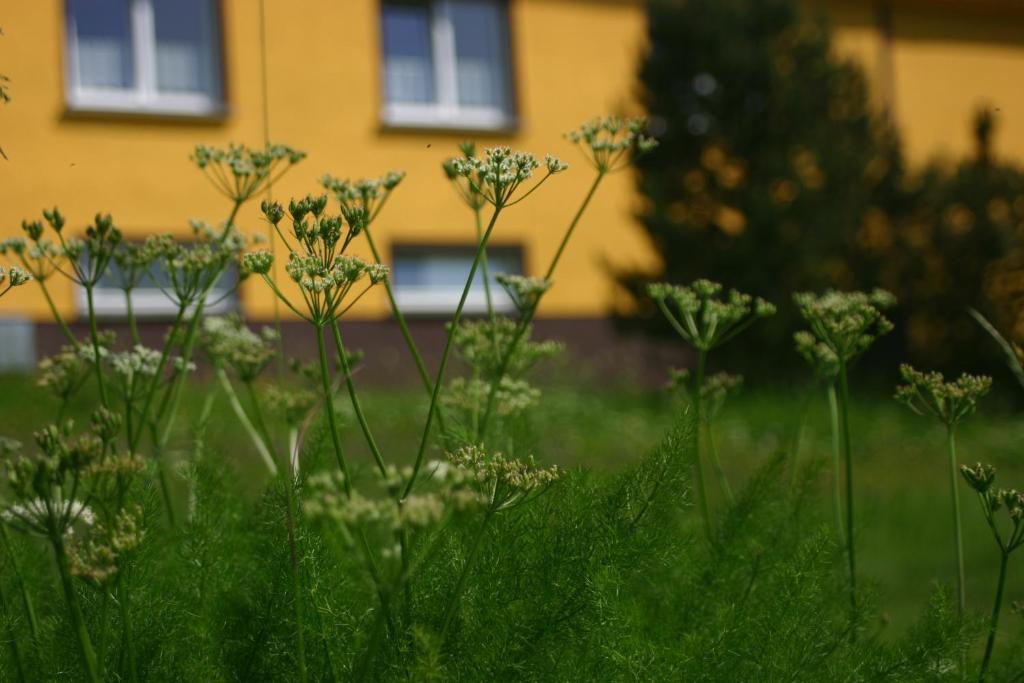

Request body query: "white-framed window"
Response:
[391, 244, 522, 315]
[77, 245, 238, 319]
[380, 0, 515, 130]
[65, 0, 223, 116]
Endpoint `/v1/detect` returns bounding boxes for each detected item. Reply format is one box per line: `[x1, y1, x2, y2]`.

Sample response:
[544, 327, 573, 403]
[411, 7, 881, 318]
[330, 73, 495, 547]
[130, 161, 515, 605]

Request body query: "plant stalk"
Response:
[837, 362, 857, 623]
[979, 551, 1009, 682]
[52, 534, 102, 683]
[315, 324, 352, 493]
[693, 349, 713, 542]
[827, 383, 845, 546]
[947, 425, 966, 618]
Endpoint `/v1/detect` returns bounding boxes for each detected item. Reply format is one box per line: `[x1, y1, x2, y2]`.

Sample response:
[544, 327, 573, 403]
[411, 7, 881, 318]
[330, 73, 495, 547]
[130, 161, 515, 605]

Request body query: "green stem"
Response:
[124, 289, 141, 346]
[693, 349, 713, 543]
[474, 206, 495, 324]
[476, 172, 605, 441]
[283, 475, 308, 683]
[330, 320, 387, 478]
[947, 426, 966, 619]
[706, 419, 733, 505]
[214, 369, 277, 477]
[438, 510, 494, 643]
[837, 362, 857, 623]
[117, 571, 138, 683]
[129, 303, 187, 451]
[403, 206, 503, 500]
[979, 551, 1009, 682]
[788, 389, 813, 489]
[0, 573, 27, 683]
[84, 284, 109, 408]
[316, 324, 352, 493]
[544, 172, 604, 281]
[39, 278, 77, 346]
[52, 534, 101, 683]
[827, 383, 845, 547]
[1, 525, 38, 641]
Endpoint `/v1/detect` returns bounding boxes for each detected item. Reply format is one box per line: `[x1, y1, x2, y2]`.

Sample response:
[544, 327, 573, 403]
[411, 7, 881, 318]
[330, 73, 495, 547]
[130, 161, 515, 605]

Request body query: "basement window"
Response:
[65, 0, 223, 116]
[77, 244, 238, 320]
[380, 0, 515, 130]
[391, 244, 523, 315]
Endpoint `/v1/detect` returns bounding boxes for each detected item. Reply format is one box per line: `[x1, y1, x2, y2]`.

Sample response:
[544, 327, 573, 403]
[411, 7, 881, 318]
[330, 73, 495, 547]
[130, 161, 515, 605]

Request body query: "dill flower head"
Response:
[448, 445, 560, 512]
[648, 279, 775, 352]
[450, 317, 563, 379]
[192, 142, 305, 203]
[1, 497, 95, 537]
[108, 345, 161, 383]
[241, 249, 274, 276]
[321, 171, 406, 220]
[450, 146, 567, 207]
[565, 116, 658, 172]
[264, 386, 318, 427]
[895, 364, 992, 426]
[961, 463, 996, 494]
[794, 330, 840, 380]
[496, 274, 552, 315]
[37, 344, 90, 400]
[67, 505, 145, 585]
[793, 289, 895, 365]
[443, 376, 541, 418]
[0, 264, 31, 294]
[201, 316, 277, 382]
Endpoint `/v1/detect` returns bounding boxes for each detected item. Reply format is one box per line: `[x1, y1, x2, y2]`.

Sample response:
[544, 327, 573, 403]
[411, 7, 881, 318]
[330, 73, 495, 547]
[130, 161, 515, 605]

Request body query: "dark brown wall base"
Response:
[33, 318, 687, 388]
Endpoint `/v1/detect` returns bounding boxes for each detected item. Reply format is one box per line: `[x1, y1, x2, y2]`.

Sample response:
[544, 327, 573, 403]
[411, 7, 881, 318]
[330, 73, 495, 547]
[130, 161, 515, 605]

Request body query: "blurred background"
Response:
[1, 0, 1024, 381]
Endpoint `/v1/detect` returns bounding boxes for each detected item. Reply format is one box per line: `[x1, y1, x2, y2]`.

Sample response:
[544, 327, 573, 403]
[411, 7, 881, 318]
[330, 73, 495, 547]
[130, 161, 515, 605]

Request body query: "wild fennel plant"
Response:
[648, 279, 775, 540]
[896, 365, 991, 618]
[0, 124, 1000, 680]
[961, 464, 1024, 682]
[793, 288, 895, 622]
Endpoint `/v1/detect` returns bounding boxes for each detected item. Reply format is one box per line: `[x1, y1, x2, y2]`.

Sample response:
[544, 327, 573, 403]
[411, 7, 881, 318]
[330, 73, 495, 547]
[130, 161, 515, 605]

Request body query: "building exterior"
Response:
[1, 0, 1023, 371]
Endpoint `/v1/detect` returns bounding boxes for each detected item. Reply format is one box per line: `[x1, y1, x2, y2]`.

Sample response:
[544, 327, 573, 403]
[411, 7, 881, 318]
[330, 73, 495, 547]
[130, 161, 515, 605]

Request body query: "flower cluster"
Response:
[304, 463, 481, 541]
[2, 411, 124, 537]
[648, 279, 775, 352]
[252, 195, 389, 324]
[442, 141, 487, 210]
[37, 344, 90, 400]
[895, 365, 992, 426]
[565, 117, 658, 173]
[109, 345, 161, 382]
[443, 376, 541, 418]
[448, 146, 567, 207]
[321, 171, 405, 225]
[0, 264, 31, 297]
[264, 386, 318, 427]
[961, 463, 1024, 552]
[201, 316, 278, 382]
[192, 142, 305, 204]
[154, 235, 239, 307]
[450, 317, 563, 379]
[794, 330, 839, 380]
[793, 289, 895, 365]
[67, 505, 145, 585]
[670, 369, 743, 422]
[496, 274, 552, 316]
[448, 445, 560, 512]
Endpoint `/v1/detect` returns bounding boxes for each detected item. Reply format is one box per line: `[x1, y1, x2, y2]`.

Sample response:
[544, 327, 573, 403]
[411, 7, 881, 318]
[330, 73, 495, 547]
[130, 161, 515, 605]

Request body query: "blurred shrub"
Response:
[622, 0, 1024, 378]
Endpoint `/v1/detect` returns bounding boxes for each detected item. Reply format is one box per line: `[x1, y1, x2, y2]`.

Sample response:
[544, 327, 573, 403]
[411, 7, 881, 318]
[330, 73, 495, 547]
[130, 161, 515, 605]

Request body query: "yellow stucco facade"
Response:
[1, 0, 1024, 323]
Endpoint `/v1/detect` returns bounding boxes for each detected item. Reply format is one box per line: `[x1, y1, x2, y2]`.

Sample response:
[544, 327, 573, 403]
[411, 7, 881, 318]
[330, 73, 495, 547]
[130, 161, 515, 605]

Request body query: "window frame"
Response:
[64, 0, 225, 118]
[390, 242, 524, 316]
[379, 0, 516, 131]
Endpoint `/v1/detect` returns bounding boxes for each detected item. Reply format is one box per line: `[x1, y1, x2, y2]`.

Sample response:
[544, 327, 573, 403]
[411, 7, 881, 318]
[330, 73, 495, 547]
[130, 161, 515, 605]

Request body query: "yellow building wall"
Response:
[0, 0, 652, 323]
[2, 0, 1024, 324]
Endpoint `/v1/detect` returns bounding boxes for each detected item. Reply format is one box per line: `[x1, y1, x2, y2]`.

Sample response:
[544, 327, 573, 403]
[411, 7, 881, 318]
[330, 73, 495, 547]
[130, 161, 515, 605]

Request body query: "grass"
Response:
[2, 371, 1019, 644]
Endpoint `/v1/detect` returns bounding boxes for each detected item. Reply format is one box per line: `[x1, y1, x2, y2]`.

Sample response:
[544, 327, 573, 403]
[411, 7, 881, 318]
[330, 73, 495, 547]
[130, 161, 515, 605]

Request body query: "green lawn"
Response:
[1, 372, 1021, 641]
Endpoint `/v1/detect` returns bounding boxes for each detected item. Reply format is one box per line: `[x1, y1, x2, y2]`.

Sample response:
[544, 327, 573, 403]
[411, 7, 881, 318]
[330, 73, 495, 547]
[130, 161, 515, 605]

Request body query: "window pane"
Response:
[153, 0, 218, 95]
[393, 246, 521, 289]
[382, 2, 436, 104]
[451, 0, 509, 110]
[69, 0, 134, 89]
